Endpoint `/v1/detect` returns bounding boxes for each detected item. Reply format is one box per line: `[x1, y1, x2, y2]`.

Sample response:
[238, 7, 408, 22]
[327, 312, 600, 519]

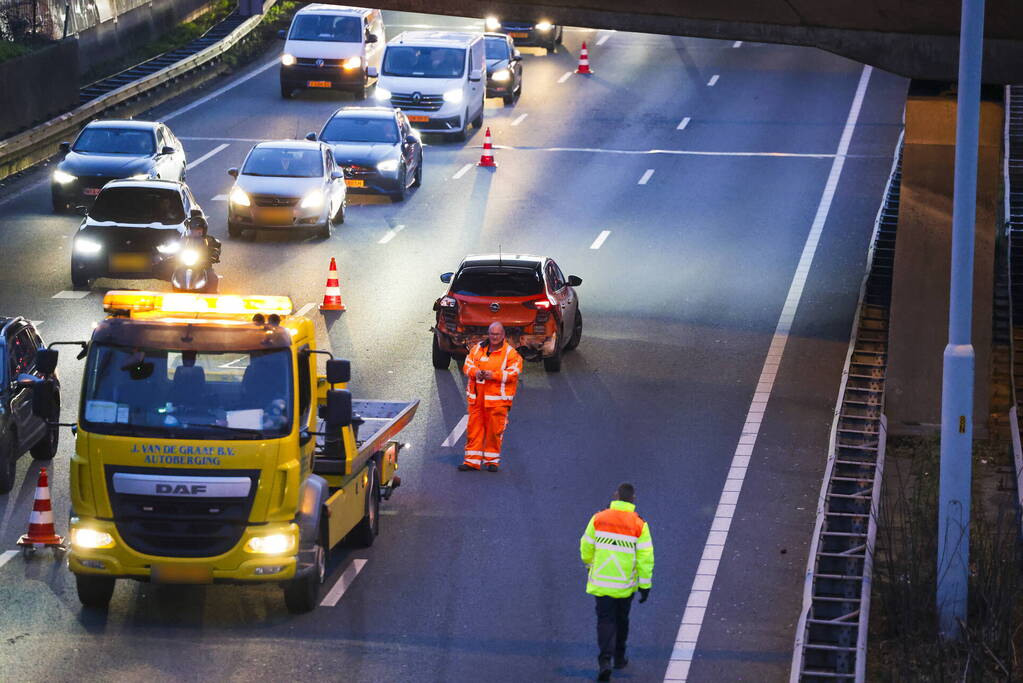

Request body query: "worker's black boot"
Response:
[613, 656, 628, 670]
[597, 658, 612, 681]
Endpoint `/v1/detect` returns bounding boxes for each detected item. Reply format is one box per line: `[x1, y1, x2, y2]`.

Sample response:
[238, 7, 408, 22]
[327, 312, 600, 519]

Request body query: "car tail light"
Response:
[522, 298, 552, 310]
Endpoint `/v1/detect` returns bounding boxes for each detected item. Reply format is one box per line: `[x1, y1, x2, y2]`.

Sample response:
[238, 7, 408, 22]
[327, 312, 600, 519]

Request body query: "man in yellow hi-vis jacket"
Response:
[580, 483, 654, 681]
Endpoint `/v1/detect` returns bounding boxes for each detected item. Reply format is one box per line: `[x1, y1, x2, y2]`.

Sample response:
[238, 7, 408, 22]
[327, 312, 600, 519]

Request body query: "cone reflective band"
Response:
[477, 127, 497, 168]
[17, 467, 64, 548]
[576, 41, 592, 74]
[320, 257, 346, 311]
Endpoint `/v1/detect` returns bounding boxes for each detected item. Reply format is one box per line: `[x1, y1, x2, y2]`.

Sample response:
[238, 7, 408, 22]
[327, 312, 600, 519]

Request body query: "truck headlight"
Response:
[180, 248, 200, 267]
[300, 190, 324, 209]
[71, 528, 115, 549]
[492, 69, 511, 82]
[377, 158, 399, 172]
[443, 88, 463, 103]
[342, 55, 362, 69]
[485, 16, 500, 30]
[229, 186, 251, 207]
[374, 86, 392, 101]
[53, 169, 76, 184]
[74, 238, 102, 255]
[245, 533, 296, 555]
[156, 240, 181, 254]
[535, 21, 553, 31]
[281, 53, 296, 66]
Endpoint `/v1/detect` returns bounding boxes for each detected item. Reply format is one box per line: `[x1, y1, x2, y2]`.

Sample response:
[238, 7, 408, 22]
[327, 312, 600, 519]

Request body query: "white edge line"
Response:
[589, 230, 611, 250]
[441, 415, 469, 448]
[0, 550, 16, 569]
[295, 302, 316, 318]
[452, 163, 473, 180]
[186, 143, 229, 170]
[557, 71, 573, 84]
[320, 558, 368, 607]
[677, 117, 691, 131]
[163, 57, 279, 122]
[665, 64, 873, 683]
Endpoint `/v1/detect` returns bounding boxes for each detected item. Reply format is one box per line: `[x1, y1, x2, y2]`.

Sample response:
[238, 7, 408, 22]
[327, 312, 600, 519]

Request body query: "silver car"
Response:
[227, 140, 347, 239]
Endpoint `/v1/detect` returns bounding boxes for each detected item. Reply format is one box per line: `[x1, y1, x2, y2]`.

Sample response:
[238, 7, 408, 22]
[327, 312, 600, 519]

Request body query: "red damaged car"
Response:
[432, 254, 582, 372]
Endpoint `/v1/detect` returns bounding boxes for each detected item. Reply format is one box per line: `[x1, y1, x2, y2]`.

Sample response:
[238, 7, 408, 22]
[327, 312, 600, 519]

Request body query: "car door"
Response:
[7, 327, 43, 449]
[546, 260, 575, 342]
[166, 127, 187, 179]
[397, 114, 416, 182]
[468, 42, 484, 117]
[324, 148, 343, 213]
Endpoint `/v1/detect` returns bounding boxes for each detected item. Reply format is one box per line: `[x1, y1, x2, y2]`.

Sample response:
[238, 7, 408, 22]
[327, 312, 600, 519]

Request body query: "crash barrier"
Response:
[0, 38, 79, 139]
[790, 132, 904, 682]
[0, 0, 275, 180]
[1004, 85, 1023, 538]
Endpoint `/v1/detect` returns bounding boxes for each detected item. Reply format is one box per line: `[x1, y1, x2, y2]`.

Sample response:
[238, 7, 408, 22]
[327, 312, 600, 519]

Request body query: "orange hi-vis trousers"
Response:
[463, 402, 510, 469]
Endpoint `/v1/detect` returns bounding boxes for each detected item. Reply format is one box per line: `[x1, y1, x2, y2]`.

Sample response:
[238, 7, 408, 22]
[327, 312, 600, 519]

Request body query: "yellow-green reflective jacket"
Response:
[580, 500, 654, 598]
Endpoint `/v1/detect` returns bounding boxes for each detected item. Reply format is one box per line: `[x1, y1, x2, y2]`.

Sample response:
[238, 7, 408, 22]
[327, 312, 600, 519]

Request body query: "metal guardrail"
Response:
[791, 131, 904, 682]
[0, 3, 271, 179]
[1004, 84, 1023, 538]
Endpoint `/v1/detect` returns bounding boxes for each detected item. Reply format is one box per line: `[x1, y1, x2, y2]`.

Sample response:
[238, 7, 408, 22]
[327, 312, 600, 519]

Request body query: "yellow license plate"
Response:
[257, 207, 294, 225]
[109, 253, 148, 272]
[509, 32, 529, 38]
[151, 564, 213, 584]
[345, 179, 365, 188]
[307, 80, 332, 88]
[407, 115, 429, 123]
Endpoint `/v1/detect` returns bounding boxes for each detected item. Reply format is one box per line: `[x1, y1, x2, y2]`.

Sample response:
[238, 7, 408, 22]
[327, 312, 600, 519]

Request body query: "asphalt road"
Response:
[0, 12, 906, 682]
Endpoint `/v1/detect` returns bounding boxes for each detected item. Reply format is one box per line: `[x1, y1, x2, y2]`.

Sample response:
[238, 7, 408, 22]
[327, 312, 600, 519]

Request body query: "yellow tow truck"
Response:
[27, 291, 417, 612]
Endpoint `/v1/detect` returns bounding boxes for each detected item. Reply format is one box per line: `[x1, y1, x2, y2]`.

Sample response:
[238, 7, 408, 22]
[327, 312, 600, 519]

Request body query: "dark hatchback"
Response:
[484, 33, 523, 104]
[485, 17, 563, 53]
[315, 106, 423, 202]
[51, 120, 187, 213]
[0, 318, 59, 493]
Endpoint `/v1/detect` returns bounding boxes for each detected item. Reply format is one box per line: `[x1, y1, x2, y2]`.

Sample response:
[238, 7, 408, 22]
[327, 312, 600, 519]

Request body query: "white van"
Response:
[279, 5, 385, 99]
[374, 31, 485, 141]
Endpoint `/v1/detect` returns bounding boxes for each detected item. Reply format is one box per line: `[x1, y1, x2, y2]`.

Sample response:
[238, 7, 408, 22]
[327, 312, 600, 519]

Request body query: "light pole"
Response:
[937, 0, 985, 638]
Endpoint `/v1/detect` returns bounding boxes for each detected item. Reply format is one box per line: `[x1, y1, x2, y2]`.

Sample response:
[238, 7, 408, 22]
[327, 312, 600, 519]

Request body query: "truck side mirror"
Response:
[440, 272, 453, 283]
[325, 389, 352, 428]
[36, 347, 59, 375]
[326, 358, 351, 384]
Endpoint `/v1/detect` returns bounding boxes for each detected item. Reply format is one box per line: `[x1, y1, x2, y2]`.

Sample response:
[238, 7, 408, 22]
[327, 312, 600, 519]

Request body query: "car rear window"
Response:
[90, 187, 185, 225]
[73, 128, 155, 155]
[452, 267, 543, 297]
[320, 117, 398, 143]
[289, 14, 361, 42]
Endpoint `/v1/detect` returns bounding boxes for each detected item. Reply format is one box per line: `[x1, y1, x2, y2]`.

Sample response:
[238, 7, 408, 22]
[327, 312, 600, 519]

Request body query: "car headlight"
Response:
[492, 69, 511, 82]
[377, 158, 400, 172]
[281, 53, 296, 66]
[52, 169, 76, 184]
[443, 88, 463, 103]
[71, 528, 115, 549]
[245, 532, 296, 555]
[374, 86, 392, 101]
[156, 241, 181, 254]
[74, 238, 102, 255]
[180, 248, 200, 267]
[535, 21, 553, 31]
[342, 55, 362, 69]
[300, 190, 325, 209]
[128, 173, 151, 180]
[229, 186, 250, 207]
[485, 16, 500, 30]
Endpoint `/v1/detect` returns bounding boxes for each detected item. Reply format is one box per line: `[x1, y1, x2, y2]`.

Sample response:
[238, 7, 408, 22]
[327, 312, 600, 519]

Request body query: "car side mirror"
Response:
[278, 29, 286, 39]
[513, 50, 522, 60]
[305, 132, 317, 141]
[324, 389, 352, 428]
[190, 207, 203, 218]
[160, 146, 175, 156]
[36, 347, 59, 374]
[366, 33, 378, 43]
[228, 168, 239, 178]
[405, 134, 418, 145]
[330, 169, 343, 180]
[568, 275, 582, 286]
[20, 376, 58, 421]
[468, 69, 482, 82]
[367, 66, 378, 78]
[440, 272, 453, 284]
[326, 358, 351, 384]
[75, 205, 88, 217]
[59, 141, 71, 154]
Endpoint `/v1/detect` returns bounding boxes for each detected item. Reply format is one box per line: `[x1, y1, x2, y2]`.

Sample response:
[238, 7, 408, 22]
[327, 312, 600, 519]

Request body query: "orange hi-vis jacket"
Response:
[463, 340, 523, 407]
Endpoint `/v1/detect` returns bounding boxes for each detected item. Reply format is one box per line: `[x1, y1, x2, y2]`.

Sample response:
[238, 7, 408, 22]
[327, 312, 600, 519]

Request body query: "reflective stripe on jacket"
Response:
[580, 500, 654, 598]
[463, 340, 523, 406]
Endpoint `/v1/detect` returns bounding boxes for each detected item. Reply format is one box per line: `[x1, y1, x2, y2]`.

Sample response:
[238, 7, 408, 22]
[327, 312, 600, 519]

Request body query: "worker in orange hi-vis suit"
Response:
[459, 321, 523, 472]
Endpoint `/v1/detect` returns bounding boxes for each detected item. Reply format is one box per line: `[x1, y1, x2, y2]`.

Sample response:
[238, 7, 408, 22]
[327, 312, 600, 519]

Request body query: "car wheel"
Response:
[317, 219, 332, 240]
[412, 158, 423, 188]
[280, 83, 294, 99]
[472, 108, 484, 129]
[283, 538, 325, 614]
[51, 196, 68, 213]
[71, 268, 92, 290]
[228, 221, 243, 239]
[555, 27, 564, 44]
[76, 574, 116, 609]
[546, 43, 556, 55]
[0, 430, 16, 495]
[29, 392, 59, 460]
[333, 199, 346, 225]
[502, 92, 514, 105]
[390, 163, 408, 202]
[351, 462, 380, 547]
[432, 333, 451, 369]
[453, 111, 468, 142]
[565, 310, 582, 351]
[543, 327, 564, 372]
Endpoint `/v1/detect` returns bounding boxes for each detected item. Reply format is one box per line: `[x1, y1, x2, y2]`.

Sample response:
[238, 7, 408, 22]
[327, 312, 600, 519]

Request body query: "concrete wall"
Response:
[0, 39, 79, 138]
[886, 91, 1003, 435]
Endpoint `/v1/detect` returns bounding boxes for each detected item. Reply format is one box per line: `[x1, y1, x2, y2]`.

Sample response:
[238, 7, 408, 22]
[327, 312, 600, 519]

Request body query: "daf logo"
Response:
[156, 483, 207, 495]
[316, 58, 324, 67]
[411, 92, 422, 104]
[490, 302, 500, 312]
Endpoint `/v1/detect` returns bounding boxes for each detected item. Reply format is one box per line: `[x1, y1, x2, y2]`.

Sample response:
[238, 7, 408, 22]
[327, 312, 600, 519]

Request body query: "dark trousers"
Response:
[595, 594, 633, 666]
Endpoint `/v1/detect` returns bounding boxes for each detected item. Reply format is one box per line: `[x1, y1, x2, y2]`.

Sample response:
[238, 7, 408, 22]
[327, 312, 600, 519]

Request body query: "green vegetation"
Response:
[0, 41, 32, 63]
[222, 0, 299, 70]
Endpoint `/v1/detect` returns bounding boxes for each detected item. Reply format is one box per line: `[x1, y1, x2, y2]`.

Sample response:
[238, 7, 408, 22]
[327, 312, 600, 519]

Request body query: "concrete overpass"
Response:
[375, 0, 1023, 83]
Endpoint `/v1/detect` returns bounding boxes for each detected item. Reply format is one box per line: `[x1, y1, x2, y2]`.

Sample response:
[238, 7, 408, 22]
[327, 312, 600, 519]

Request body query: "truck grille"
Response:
[390, 92, 444, 111]
[105, 466, 260, 558]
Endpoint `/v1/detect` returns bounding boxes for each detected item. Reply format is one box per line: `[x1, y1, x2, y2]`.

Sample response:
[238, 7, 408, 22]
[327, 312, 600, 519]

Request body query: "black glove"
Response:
[638, 588, 650, 603]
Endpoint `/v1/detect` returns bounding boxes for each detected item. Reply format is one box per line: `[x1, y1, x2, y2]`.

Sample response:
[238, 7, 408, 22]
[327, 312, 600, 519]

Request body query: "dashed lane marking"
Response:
[511, 113, 528, 126]
[30, 320, 42, 327]
[163, 58, 278, 122]
[378, 224, 406, 244]
[557, 71, 573, 84]
[457, 145, 844, 159]
[596, 32, 612, 46]
[0, 550, 16, 569]
[638, 169, 655, 185]
[181, 137, 264, 143]
[320, 559, 368, 607]
[186, 143, 229, 170]
[52, 291, 89, 299]
[732, 40, 743, 48]
[295, 302, 316, 318]
[707, 74, 720, 87]
[677, 117, 691, 131]
[452, 163, 473, 180]
[441, 415, 468, 447]
[212, 194, 227, 201]
[589, 230, 611, 250]
[662, 64, 873, 683]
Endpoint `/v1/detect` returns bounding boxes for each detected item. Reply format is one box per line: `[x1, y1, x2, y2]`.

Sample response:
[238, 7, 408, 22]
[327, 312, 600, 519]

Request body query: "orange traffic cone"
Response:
[320, 257, 346, 311]
[478, 127, 497, 167]
[576, 41, 593, 74]
[17, 467, 64, 551]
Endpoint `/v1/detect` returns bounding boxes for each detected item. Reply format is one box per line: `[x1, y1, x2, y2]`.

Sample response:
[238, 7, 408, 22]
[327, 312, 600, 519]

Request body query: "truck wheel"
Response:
[76, 574, 115, 608]
[0, 431, 15, 494]
[432, 334, 451, 369]
[564, 311, 582, 351]
[283, 541, 325, 614]
[352, 463, 380, 547]
[30, 393, 59, 460]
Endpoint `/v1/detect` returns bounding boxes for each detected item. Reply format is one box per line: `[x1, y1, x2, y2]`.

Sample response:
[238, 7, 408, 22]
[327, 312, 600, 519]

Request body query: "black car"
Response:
[51, 120, 188, 213]
[484, 33, 523, 104]
[485, 16, 563, 53]
[314, 106, 423, 202]
[0, 318, 59, 493]
[71, 179, 206, 289]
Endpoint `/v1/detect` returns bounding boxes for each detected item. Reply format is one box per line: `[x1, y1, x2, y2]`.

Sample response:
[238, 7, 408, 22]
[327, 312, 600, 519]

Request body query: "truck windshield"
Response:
[81, 344, 293, 439]
[383, 46, 465, 78]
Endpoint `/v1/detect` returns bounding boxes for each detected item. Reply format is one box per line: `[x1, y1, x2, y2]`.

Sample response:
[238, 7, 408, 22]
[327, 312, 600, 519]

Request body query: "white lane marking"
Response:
[732, 40, 743, 48]
[662, 64, 873, 683]
[52, 291, 89, 299]
[557, 71, 573, 84]
[186, 143, 229, 170]
[452, 163, 473, 180]
[0, 550, 16, 569]
[441, 415, 469, 448]
[295, 302, 316, 318]
[707, 74, 720, 87]
[181, 136, 264, 143]
[0, 178, 47, 209]
[589, 230, 611, 250]
[163, 58, 279, 122]
[455, 146, 842, 159]
[511, 113, 529, 126]
[596, 32, 612, 46]
[29, 320, 43, 327]
[378, 224, 406, 244]
[638, 169, 655, 185]
[320, 559, 368, 607]
[677, 117, 691, 131]
[212, 194, 227, 201]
